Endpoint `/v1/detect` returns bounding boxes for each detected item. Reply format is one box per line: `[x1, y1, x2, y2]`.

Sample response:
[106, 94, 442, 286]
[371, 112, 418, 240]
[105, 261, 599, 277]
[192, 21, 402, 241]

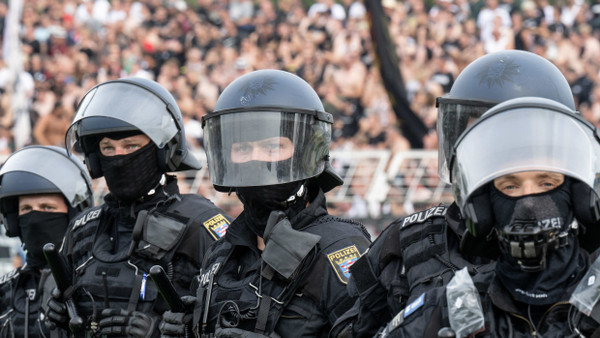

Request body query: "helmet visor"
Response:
[66, 82, 179, 154]
[203, 111, 330, 188]
[452, 108, 600, 209]
[437, 98, 494, 184]
[0, 147, 91, 208]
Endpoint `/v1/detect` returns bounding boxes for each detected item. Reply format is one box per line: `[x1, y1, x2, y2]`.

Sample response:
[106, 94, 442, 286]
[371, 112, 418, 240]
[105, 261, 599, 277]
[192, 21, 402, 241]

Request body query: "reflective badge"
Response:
[203, 214, 230, 240]
[327, 245, 361, 284]
[404, 293, 425, 318]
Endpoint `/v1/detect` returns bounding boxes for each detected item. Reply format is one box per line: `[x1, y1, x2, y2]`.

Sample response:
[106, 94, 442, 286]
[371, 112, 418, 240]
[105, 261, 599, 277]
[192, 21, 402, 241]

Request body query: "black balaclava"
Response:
[490, 178, 587, 305]
[99, 142, 163, 202]
[236, 180, 308, 237]
[19, 211, 69, 269]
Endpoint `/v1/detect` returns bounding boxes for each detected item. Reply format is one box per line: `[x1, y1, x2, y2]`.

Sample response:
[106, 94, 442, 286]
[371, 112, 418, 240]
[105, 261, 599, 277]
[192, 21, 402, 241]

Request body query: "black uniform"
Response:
[193, 189, 371, 337]
[60, 177, 229, 335]
[332, 203, 493, 337]
[375, 250, 600, 338]
[0, 267, 59, 337]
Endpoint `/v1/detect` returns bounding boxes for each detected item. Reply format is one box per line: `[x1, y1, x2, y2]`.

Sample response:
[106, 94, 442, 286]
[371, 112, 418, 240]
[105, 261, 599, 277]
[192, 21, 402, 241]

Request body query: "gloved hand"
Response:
[44, 287, 69, 331]
[159, 295, 196, 338]
[98, 308, 158, 337]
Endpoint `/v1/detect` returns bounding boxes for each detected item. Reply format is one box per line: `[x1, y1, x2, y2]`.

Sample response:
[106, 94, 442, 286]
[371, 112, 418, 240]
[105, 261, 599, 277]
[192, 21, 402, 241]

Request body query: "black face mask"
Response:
[19, 211, 69, 269]
[236, 181, 306, 236]
[99, 142, 163, 202]
[490, 180, 585, 305]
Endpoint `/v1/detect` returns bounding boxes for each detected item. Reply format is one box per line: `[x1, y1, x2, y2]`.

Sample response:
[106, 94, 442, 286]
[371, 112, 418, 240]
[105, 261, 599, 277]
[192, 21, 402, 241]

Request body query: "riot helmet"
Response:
[0, 146, 93, 238]
[451, 97, 600, 266]
[437, 50, 575, 184]
[65, 77, 201, 179]
[202, 69, 342, 192]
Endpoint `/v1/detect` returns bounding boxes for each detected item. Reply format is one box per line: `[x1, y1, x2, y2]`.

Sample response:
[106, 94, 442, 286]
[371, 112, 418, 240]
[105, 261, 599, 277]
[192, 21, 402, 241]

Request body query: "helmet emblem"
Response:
[240, 76, 276, 105]
[477, 57, 520, 88]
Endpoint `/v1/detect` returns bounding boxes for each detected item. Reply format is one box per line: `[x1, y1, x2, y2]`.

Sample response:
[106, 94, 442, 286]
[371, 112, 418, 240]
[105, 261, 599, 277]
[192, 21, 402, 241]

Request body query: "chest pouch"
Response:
[130, 209, 188, 261]
[261, 211, 321, 281]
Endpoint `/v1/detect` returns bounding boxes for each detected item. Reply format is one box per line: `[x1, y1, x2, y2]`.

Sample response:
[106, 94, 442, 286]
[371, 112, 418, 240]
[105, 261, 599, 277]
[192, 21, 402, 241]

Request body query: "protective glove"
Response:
[98, 308, 158, 337]
[44, 287, 69, 331]
[159, 295, 196, 338]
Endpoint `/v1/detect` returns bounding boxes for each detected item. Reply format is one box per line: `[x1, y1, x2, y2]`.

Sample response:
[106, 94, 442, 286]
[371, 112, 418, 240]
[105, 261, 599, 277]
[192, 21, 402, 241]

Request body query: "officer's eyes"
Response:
[19, 205, 32, 214]
[232, 144, 252, 153]
[100, 145, 115, 153]
[499, 184, 518, 192]
[41, 204, 58, 211]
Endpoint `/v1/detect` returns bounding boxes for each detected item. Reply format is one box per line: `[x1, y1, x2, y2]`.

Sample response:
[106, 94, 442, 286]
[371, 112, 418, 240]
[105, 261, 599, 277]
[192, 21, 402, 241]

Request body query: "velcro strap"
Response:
[349, 256, 378, 294]
[255, 294, 272, 334]
[399, 222, 444, 248]
[329, 296, 356, 324]
[128, 274, 143, 311]
[403, 244, 446, 269]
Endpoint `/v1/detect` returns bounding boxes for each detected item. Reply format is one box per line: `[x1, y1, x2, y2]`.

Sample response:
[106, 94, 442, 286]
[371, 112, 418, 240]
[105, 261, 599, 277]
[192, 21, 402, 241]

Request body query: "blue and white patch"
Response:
[403, 292, 425, 318]
[401, 206, 447, 228]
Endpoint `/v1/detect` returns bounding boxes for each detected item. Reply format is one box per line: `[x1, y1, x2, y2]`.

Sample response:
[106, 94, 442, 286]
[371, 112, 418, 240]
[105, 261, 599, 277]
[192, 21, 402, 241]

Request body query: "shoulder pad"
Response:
[0, 269, 19, 285]
[72, 206, 103, 230]
[400, 205, 448, 229]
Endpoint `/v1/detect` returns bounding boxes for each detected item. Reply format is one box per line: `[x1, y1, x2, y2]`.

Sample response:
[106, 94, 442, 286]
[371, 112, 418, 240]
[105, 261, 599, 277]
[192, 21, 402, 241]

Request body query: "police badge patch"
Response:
[203, 214, 230, 240]
[327, 245, 361, 284]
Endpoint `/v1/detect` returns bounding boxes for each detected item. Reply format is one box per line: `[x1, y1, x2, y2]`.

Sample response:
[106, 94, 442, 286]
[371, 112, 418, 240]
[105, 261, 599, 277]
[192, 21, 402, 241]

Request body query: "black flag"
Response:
[365, 0, 428, 148]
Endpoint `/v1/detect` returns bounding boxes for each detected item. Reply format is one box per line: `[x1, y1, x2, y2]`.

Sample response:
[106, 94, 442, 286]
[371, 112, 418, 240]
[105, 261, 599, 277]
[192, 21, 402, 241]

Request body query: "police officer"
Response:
[159, 69, 371, 337]
[0, 146, 94, 337]
[330, 50, 579, 337]
[44, 77, 231, 337]
[376, 97, 600, 337]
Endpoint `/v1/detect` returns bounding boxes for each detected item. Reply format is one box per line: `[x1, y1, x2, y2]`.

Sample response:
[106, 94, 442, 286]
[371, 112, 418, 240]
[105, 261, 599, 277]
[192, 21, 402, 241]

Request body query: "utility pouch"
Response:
[261, 211, 321, 280]
[570, 254, 600, 322]
[133, 210, 188, 260]
[446, 267, 484, 337]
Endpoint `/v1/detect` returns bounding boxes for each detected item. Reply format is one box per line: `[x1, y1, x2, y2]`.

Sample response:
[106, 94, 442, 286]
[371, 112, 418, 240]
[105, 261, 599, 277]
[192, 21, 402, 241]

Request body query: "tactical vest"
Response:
[0, 268, 53, 338]
[66, 194, 222, 331]
[194, 215, 369, 336]
[352, 204, 493, 315]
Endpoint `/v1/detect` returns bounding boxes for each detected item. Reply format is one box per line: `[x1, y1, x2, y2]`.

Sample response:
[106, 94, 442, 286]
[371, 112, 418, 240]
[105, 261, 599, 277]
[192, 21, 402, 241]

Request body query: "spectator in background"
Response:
[32, 103, 72, 146]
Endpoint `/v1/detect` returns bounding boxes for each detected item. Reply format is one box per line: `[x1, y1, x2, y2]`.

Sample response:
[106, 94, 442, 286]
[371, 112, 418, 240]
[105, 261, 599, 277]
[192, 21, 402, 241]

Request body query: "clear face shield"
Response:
[203, 111, 331, 189]
[451, 108, 600, 209]
[65, 82, 179, 156]
[436, 98, 495, 184]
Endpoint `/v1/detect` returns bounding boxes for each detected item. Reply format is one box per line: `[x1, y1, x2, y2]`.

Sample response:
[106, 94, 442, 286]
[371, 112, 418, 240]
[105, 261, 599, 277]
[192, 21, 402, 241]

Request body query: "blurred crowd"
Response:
[1, 0, 600, 220]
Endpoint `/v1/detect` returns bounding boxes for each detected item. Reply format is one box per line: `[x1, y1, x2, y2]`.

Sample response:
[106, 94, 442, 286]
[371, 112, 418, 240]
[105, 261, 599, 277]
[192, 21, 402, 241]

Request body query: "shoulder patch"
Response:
[203, 214, 230, 240]
[73, 208, 102, 230]
[327, 245, 362, 284]
[401, 206, 447, 229]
